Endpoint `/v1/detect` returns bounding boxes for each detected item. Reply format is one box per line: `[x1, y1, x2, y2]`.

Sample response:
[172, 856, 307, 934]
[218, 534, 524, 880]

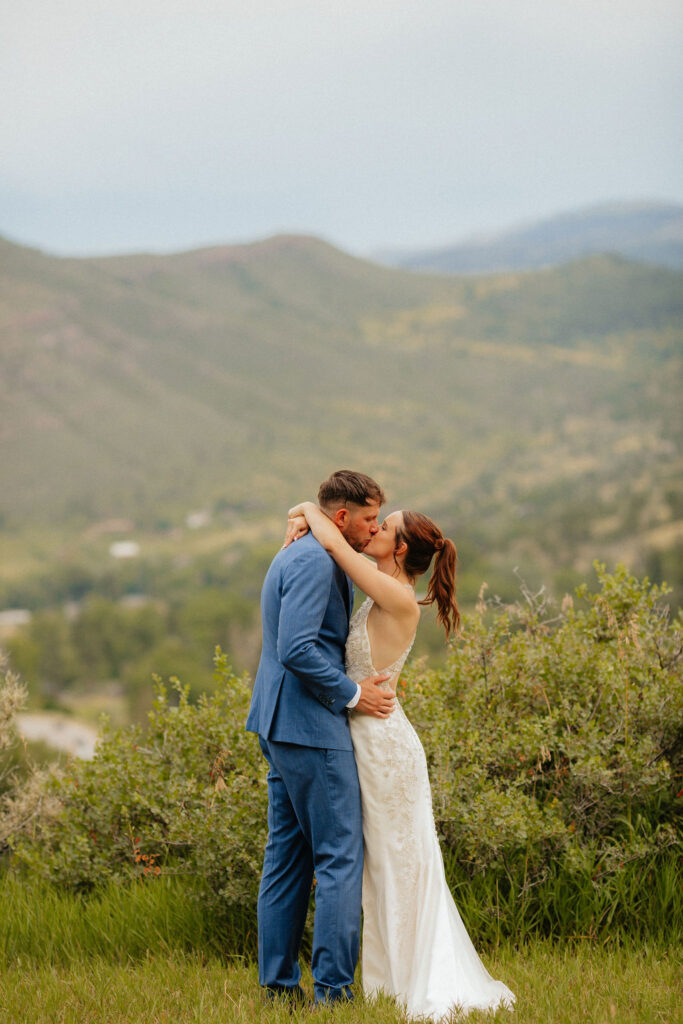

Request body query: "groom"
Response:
[246, 470, 395, 1006]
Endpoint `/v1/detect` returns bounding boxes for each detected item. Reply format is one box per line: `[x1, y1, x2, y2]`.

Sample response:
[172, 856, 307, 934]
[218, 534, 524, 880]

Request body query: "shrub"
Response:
[402, 563, 682, 937]
[5, 654, 268, 913]
[0, 654, 28, 799]
[3, 565, 681, 943]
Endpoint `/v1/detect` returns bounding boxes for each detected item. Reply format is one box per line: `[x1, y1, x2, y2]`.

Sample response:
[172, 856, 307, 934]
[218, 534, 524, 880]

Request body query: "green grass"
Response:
[442, 849, 682, 947]
[1, 872, 681, 1022]
[0, 944, 680, 1024]
[0, 874, 257, 965]
[4, 848, 679, 969]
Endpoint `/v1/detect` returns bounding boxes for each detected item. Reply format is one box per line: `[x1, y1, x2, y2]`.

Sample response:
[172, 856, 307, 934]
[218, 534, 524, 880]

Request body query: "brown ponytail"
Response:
[395, 512, 461, 638]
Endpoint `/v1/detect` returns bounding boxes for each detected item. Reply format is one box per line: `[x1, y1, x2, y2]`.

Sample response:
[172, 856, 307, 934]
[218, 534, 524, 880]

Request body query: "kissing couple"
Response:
[246, 470, 514, 1019]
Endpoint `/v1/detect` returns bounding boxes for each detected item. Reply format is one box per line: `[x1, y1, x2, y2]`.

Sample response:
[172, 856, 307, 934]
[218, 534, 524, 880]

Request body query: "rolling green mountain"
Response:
[376, 202, 683, 274]
[1, 233, 682, 598]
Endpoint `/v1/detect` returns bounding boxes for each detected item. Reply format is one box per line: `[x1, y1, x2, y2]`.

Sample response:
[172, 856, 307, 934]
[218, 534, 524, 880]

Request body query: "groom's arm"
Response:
[277, 545, 359, 713]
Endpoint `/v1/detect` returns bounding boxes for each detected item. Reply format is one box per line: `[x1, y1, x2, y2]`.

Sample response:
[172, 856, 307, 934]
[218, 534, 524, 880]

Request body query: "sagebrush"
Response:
[2, 565, 681, 942]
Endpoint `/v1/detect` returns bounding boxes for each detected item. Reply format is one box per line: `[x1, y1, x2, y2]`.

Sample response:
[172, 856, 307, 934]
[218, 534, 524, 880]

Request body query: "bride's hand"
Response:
[282, 513, 309, 548]
[287, 500, 315, 519]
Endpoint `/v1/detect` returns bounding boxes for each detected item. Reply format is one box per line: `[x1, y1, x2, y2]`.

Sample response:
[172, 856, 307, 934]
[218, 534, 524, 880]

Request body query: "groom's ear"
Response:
[332, 507, 349, 531]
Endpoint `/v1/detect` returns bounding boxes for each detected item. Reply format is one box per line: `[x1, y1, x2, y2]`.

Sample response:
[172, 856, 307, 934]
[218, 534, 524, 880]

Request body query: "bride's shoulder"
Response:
[375, 576, 420, 614]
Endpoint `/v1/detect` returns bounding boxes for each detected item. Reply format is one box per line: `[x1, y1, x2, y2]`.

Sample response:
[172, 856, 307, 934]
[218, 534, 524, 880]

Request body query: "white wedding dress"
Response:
[346, 595, 515, 1021]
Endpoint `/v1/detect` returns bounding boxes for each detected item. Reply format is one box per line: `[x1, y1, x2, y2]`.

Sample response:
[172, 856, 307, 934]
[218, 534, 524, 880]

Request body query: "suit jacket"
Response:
[246, 532, 357, 750]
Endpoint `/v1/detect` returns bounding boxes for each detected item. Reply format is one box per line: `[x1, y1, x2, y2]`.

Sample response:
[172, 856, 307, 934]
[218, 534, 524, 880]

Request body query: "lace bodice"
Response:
[345, 595, 415, 686]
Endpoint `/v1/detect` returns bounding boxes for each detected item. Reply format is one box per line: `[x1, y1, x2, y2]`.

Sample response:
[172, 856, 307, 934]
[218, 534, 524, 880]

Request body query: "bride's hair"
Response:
[395, 512, 460, 638]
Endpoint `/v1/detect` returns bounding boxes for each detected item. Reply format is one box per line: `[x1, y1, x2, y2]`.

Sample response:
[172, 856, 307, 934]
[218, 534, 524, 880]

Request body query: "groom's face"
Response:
[336, 501, 382, 552]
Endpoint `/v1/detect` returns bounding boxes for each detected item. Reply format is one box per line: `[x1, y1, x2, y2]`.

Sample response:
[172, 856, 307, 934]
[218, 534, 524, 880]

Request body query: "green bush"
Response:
[3, 565, 681, 942]
[402, 563, 682, 938]
[6, 654, 267, 913]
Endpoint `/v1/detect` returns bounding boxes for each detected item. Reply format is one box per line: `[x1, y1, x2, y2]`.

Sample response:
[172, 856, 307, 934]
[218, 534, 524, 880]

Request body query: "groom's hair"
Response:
[318, 470, 385, 511]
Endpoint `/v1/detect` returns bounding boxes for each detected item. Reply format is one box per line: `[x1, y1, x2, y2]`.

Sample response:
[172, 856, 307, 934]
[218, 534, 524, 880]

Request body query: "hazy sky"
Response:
[2, 0, 682, 256]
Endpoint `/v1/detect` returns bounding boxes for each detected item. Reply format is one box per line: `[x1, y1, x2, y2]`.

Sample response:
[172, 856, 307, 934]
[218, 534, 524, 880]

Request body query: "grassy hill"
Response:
[1, 233, 682, 604]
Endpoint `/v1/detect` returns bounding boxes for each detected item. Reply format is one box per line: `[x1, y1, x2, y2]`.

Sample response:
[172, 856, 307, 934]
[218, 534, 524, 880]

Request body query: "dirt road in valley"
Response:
[16, 713, 98, 759]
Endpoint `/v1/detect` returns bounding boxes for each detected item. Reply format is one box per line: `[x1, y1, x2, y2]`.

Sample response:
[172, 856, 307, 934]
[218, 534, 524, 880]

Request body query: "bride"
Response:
[286, 502, 515, 1020]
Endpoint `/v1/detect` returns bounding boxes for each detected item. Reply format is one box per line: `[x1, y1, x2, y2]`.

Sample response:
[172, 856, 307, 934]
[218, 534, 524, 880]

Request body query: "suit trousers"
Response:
[257, 737, 363, 1003]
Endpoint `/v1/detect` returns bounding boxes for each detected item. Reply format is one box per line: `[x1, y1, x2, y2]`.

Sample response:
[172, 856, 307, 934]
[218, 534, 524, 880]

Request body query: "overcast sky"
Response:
[2, 0, 682, 256]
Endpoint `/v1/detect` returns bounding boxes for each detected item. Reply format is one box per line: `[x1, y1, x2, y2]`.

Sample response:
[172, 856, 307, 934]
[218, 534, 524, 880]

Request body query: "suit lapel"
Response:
[346, 573, 354, 621]
[332, 563, 354, 622]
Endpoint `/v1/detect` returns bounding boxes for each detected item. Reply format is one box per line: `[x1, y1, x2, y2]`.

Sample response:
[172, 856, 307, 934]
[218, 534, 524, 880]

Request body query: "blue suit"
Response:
[246, 533, 363, 1003]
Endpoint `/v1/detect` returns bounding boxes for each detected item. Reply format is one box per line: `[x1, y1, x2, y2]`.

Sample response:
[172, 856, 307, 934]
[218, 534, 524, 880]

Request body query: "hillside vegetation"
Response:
[1, 234, 681, 593]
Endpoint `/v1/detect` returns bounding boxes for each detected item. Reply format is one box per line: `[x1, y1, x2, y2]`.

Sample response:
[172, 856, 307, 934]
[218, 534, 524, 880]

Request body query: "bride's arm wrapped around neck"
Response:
[286, 501, 417, 622]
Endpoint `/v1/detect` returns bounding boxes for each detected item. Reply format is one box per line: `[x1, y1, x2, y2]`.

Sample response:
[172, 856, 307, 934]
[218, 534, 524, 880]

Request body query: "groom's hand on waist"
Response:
[356, 674, 395, 717]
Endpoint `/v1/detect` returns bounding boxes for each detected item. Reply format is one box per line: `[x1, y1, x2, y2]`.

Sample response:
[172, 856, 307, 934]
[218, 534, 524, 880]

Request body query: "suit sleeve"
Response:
[277, 546, 358, 713]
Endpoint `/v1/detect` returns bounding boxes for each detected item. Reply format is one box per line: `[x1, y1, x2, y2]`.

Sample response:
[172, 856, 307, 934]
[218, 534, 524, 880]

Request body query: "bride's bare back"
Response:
[365, 587, 417, 672]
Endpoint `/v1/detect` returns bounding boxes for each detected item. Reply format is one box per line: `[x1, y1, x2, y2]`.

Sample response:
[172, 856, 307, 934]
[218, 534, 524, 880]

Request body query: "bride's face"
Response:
[364, 511, 404, 561]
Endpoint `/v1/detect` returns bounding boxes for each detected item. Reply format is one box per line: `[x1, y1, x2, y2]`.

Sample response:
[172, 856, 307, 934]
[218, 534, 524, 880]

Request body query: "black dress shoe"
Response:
[262, 984, 309, 1006]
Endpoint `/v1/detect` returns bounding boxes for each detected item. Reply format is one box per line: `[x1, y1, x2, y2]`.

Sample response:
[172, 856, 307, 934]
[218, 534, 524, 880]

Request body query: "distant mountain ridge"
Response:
[375, 201, 683, 273]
